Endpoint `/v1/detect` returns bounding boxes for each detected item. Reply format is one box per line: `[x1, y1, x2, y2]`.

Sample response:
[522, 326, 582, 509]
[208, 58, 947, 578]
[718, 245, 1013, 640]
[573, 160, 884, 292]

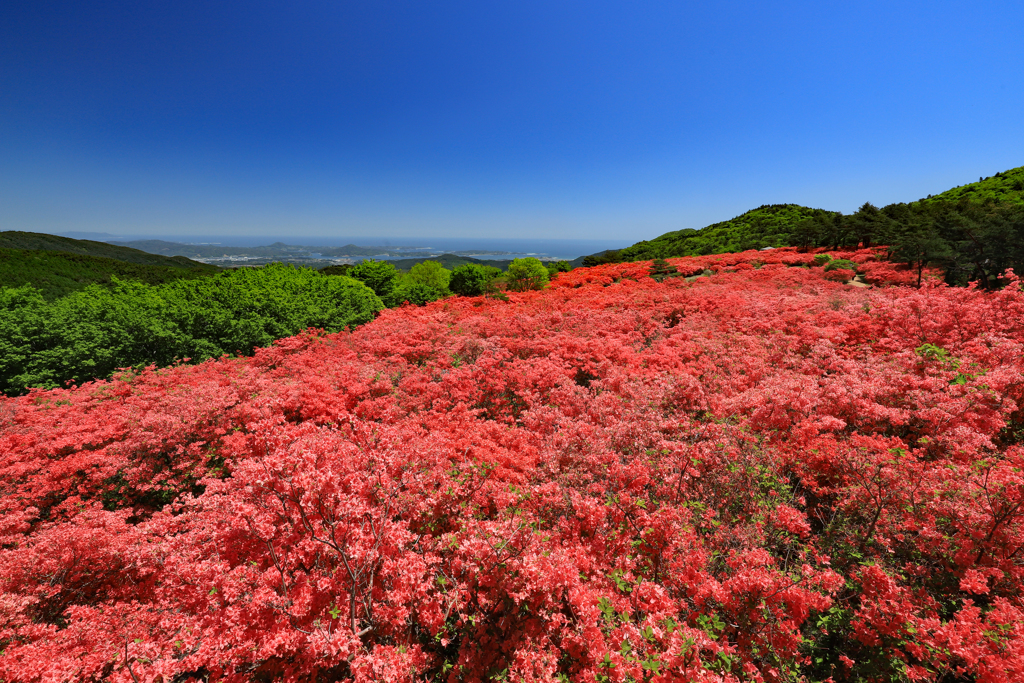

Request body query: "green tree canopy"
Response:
[506, 257, 549, 292]
[407, 260, 452, 293]
[320, 264, 353, 277]
[450, 263, 502, 297]
[546, 260, 572, 275]
[882, 199, 1024, 288]
[0, 264, 382, 395]
[386, 281, 445, 307]
[0, 248, 220, 301]
[348, 259, 400, 299]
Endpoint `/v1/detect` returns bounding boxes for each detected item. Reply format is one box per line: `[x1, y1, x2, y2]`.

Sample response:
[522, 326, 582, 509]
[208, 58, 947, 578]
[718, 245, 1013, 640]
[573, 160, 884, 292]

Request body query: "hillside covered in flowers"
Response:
[1, 248, 1022, 682]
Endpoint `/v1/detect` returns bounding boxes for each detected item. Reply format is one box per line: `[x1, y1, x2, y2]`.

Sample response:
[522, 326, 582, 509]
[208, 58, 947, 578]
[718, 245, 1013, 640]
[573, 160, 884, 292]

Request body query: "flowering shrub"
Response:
[823, 268, 856, 282]
[1, 254, 1022, 682]
[551, 247, 937, 290]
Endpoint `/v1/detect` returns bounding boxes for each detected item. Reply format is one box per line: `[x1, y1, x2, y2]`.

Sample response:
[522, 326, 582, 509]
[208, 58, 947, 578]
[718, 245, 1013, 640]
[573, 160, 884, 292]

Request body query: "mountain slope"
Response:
[0, 232, 216, 270]
[589, 166, 1024, 265]
[0, 248, 220, 300]
[924, 165, 1024, 205]
[612, 204, 836, 262]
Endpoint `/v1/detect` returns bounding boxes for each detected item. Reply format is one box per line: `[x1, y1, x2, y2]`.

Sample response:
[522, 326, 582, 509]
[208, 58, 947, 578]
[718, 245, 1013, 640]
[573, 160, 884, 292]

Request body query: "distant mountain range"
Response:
[99, 239, 541, 269]
[106, 240, 426, 259]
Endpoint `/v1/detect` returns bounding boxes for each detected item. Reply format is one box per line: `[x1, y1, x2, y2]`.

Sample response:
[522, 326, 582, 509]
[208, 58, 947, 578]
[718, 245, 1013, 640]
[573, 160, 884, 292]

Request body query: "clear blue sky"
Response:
[2, 0, 1022, 242]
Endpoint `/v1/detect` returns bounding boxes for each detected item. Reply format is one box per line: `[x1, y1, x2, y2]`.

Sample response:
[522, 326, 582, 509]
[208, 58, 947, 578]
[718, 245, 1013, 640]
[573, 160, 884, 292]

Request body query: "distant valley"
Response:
[104, 239, 568, 270]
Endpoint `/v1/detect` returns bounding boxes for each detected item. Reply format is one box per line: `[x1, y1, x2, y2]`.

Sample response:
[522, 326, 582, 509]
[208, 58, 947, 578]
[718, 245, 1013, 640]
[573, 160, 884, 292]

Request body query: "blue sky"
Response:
[2, 0, 1022, 243]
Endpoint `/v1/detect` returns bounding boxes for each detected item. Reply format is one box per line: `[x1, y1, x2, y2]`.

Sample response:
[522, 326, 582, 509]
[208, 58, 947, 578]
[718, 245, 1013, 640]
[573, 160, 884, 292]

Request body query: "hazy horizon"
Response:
[2, 1, 1022, 242]
[50, 232, 630, 261]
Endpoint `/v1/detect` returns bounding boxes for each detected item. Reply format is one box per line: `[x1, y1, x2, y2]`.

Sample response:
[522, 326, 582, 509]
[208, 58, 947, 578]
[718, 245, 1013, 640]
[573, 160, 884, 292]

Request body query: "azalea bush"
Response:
[1, 251, 1022, 682]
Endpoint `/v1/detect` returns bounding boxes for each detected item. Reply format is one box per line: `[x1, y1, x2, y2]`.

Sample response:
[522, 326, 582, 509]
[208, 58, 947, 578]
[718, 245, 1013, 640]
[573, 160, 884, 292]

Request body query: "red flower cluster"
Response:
[551, 247, 933, 289]
[1, 254, 1021, 682]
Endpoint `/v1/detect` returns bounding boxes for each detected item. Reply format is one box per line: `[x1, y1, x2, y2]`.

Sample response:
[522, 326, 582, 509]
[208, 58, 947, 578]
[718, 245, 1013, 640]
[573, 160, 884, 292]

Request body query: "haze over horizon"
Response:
[2, 1, 1022, 243]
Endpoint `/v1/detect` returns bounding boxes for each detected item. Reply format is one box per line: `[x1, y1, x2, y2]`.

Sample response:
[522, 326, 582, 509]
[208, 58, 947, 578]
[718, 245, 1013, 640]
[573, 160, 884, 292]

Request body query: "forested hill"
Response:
[0, 231, 214, 270]
[923, 165, 1024, 205]
[0, 248, 220, 300]
[585, 165, 1024, 267]
[611, 204, 836, 261]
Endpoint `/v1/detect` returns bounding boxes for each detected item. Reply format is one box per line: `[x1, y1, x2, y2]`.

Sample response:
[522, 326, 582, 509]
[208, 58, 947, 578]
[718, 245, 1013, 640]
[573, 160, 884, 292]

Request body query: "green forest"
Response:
[0, 231, 218, 268]
[585, 166, 1024, 287]
[0, 265, 383, 394]
[0, 247, 220, 300]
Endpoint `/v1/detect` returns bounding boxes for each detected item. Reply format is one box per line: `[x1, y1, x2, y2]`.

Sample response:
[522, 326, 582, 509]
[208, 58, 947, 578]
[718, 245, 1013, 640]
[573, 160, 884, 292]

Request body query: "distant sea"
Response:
[60, 233, 631, 261]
